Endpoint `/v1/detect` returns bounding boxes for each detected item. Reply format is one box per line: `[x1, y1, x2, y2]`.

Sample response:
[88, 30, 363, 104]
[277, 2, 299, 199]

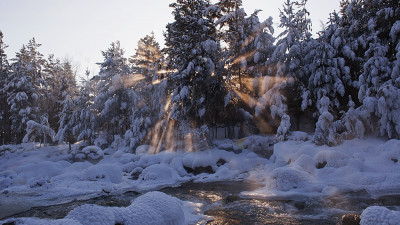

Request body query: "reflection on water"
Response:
[3, 181, 400, 224]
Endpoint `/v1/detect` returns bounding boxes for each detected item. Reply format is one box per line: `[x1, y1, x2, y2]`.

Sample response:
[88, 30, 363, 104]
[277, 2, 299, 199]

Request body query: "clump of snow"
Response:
[127, 191, 185, 225]
[314, 150, 349, 168]
[138, 164, 181, 188]
[0, 217, 82, 225]
[2, 191, 201, 225]
[288, 131, 309, 141]
[135, 145, 151, 155]
[66, 204, 119, 225]
[0, 170, 17, 189]
[360, 206, 400, 225]
[81, 146, 104, 160]
[292, 154, 316, 174]
[243, 138, 400, 199]
[81, 163, 122, 183]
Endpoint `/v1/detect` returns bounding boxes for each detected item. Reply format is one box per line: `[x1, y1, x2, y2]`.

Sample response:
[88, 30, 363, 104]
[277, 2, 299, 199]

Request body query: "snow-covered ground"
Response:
[1, 191, 206, 225]
[1, 134, 400, 224]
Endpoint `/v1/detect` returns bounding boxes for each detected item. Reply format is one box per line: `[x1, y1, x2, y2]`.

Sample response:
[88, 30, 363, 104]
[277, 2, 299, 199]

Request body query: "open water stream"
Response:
[1, 181, 400, 224]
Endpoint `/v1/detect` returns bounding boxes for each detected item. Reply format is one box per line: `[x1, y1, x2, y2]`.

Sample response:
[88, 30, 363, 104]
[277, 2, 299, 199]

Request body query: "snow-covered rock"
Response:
[82, 163, 122, 183]
[360, 206, 400, 225]
[138, 164, 181, 188]
[1, 192, 195, 225]
[126, 191, 185, 225]
[81, 146, 104, 160]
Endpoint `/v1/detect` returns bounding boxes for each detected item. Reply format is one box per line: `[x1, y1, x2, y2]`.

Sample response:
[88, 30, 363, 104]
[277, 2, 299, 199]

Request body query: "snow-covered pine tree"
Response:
[73, 69, 95, 146]
[94, 41, 134, 144]
[43, 56, 77, 132]
[300, 12, 350, 145]
[337, 96, 365, 139]
[55, 95, 77, 151]
[123, 35, 168, 150]
[6, 38, 46, 143]
[257, 0, 312, 140]
[216, 0, 275, 86]
[303, 12, 348, 115]
[164, 0, 225, 131]
[23, 114, 55, 146]
[0, 31, 11, 144]
[215, 0, 247, 91]
[314, 96, 340, 146]
[216, 0, 275, 136]
[357, 0, 400, 138]
[337, 0, 371, 100]
[303, 1, 369, 144]
[129, 32, 164, 83]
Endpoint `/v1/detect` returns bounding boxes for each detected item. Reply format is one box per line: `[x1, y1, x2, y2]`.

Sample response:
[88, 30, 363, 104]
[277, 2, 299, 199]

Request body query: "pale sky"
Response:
[0, 0, 340, 76]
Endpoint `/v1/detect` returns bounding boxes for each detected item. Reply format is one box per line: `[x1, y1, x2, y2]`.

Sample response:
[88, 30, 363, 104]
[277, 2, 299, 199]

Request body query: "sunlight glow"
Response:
[152, 79, 161, 85]
[157, 69, 177, 74]
[229, 67, 292, 135]
[232, 50, 257, 66]
[124, 74, 145, 87]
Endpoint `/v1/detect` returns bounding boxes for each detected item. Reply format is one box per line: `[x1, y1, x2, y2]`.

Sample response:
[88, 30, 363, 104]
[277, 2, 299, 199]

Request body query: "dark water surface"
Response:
[2, 181, 400, 224]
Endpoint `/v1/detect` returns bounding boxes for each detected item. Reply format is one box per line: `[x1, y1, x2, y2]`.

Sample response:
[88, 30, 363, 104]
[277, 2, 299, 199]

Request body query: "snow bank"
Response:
[243, 138, 400, 199]
[126, 191, 185, 225]
[360, 206, 400, 225]
[81, 146, 104, 160]
[138, 164, 181, 188]
[2, 136, 400, 221]
[0, 140, 265, 212]
[81, 163, 122, 183]
[1, 191, 198, 225]
[66, 204, 119, 225]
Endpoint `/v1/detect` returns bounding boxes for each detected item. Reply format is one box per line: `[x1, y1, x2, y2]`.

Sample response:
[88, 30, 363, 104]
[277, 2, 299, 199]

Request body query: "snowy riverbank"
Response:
[1, 134, 400, 224]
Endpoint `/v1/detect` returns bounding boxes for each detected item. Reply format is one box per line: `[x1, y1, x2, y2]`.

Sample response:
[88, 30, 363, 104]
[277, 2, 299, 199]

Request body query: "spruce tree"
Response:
[216, 0, 275, 135]
[43, 56, 77, 132]
[94, 41, 133, 141]
[130, 32, 164, 83]
[124, 36, 168, 150]
[6, 38, 46, 142]
[356, 0, 400, 138]
[164, 0, 225, 132]
[256, 0, 312, 140]
[73, 70, 96, 146]
[0, 31, 11, 144]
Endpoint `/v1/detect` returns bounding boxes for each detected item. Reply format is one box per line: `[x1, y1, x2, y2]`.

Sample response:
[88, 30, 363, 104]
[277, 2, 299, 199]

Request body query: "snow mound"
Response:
[135, 145, 156, 155]
[138, 163, 180, 187]
[81, 146, 104, 160]
[0, 170, 17, 190]
[244, 138, 400, 198]
[314, 150, 349, 168]
[66, 204, 119, 225]
[360, 206, 400, 225]
[127, 191, 185, 225]
[268, 166, 314, 191]
[0, 218, 82, 225]
[2, 192, 195, 225]
[288, 131, 309, 141]
[81, 163, 122, 183]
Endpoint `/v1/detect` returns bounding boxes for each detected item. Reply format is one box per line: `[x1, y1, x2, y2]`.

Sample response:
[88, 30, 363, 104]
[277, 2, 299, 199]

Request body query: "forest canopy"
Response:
[1, 0, 399, 150]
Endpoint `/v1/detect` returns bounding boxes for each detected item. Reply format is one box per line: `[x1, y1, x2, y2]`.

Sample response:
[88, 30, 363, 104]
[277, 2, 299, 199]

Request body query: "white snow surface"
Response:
[1, 191, 202, 225]
[1, 136, 400, 223]
[241, 136, 400, 199]
[360, 206, 400, 225]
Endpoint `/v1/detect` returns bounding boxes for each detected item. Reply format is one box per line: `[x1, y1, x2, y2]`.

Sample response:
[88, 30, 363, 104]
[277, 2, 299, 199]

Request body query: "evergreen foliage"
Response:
[94, 41, 133, 139]
[0, 31, 11, 144]
[164, 0, 225, 130]
[6, 38, 46, 142]
[0, 0, 400, 148]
